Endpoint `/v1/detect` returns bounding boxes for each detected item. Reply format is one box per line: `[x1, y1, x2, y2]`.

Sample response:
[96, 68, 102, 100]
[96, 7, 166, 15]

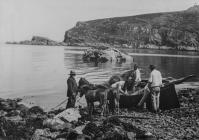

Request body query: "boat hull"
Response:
[119, 84, 180, 110]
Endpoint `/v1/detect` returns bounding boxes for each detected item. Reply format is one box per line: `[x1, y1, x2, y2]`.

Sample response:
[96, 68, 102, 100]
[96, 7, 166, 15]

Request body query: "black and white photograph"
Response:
[0, 0, 199, 139]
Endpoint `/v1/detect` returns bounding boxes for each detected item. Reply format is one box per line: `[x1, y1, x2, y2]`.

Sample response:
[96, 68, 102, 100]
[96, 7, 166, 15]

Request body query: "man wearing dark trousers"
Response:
[66, 70, 78, 109]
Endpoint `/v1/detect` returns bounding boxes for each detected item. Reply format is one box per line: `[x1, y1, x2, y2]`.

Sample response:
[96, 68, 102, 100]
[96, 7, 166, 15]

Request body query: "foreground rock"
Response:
[0, 87, 199, 139]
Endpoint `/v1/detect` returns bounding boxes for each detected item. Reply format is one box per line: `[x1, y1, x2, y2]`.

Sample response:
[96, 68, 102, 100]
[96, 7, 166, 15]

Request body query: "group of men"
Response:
[66, 64, 162, 113]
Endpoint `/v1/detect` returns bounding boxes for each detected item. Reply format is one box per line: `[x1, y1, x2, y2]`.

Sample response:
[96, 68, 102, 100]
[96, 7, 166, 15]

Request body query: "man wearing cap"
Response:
[138, 65, 162, 113]
[148, 65, 162, 112]
[133, 64, 141, 91]
[124, 64, 141, 92]
[66, 70, 78, 108]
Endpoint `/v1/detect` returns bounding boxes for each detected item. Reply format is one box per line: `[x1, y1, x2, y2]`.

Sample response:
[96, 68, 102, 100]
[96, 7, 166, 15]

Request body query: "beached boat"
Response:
[119, 75, 196, 110]
[83, 46, 133, 63]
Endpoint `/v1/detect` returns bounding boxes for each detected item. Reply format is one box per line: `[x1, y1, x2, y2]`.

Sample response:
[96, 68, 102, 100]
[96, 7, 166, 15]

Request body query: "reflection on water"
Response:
[0, 44, 199, 98]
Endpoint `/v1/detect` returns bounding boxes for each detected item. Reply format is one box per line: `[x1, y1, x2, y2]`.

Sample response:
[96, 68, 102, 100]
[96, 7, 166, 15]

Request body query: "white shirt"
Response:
[135, 69, 141, 82]
[111, 81, 125, 88]
[149, 69, 162, 87]
[111, 81, 126, 93]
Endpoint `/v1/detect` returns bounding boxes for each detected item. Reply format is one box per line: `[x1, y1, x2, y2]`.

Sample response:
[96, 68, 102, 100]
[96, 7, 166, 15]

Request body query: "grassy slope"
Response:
[64, 6, 199, 50]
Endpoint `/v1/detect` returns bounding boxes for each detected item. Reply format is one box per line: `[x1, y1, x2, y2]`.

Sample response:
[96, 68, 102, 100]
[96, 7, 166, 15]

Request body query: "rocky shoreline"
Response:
[0, 87, 199, 140]
[6, 36, 199, 52]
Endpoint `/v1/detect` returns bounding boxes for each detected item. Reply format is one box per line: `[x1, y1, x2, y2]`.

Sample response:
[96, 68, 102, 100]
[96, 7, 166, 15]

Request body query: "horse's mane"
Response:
[79, 77, 110, 90]
[79, 77, 90, 87]
[108, 75, 123, 85]
[121, 70, 134, 81]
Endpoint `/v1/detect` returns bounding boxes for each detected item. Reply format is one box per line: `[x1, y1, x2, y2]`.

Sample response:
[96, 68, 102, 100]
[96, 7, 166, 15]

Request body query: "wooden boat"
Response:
[119, 75, 196, 110]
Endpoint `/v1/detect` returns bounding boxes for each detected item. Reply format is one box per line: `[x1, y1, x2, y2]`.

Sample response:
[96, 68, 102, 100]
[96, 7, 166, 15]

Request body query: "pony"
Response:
[79, 84, 110, 117]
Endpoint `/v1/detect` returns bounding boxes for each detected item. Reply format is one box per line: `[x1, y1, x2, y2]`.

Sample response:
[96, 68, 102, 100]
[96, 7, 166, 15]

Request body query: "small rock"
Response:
[0, 110, 7, 117]
[6, 110, 20, 117]
[28, 106, 45, 115]
[74, 125, 86, 134]
[55, 108, 81, 123]
[6, 115, 23, 122]
[43, 118, 72, 131]
[127, 132, 136, 140]
[31, 129, 59, 140]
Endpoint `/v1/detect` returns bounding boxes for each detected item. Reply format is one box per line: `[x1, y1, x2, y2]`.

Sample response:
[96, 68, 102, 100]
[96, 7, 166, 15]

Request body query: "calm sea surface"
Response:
[0, 44, 199, 98]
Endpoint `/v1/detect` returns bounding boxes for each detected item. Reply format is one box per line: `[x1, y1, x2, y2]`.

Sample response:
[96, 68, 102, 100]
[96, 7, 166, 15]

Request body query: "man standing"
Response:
[133, 64, 141, 90]
[148, 65, 162, 112]
[66, 70, 78, 109]
[137, 65, 162, 113]
[124, 64, 141, 92]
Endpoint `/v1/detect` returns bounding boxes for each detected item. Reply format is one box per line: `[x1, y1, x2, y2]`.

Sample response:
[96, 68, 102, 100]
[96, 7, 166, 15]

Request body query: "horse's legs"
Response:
[104, 100, 109, 116]
[100, 96, 105, 116]
[118, 99, 120, 114]
[87, 102, 91, 117]
[91, 102, 94, 117]
[101, 102, 104, 116]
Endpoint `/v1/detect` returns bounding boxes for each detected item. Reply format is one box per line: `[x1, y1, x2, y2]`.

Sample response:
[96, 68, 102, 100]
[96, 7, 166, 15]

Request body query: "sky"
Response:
[0, 0, 198, 42]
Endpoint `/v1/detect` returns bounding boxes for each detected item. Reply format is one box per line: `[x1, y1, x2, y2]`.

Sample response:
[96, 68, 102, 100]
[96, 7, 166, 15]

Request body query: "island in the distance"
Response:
[6, 36, 68, 46]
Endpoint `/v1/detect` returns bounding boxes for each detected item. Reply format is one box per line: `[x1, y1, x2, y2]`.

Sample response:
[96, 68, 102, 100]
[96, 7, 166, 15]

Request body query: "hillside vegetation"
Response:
[64, 5, 199, 51]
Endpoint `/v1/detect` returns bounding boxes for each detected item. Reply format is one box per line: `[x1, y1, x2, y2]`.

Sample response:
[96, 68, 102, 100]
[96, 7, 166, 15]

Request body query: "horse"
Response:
[78, 77, 128, 116]
[79, 84, 110, 117]
[78, 77, 95, 90]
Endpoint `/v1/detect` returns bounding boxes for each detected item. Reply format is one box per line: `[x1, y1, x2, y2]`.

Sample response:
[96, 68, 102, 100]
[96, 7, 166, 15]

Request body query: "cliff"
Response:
[7, 36, 67, 46]
[64, 5, 199, 51]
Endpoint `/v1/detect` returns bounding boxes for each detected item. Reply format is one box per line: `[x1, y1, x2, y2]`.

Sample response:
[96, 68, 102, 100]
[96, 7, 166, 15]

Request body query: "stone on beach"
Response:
[43, 118, 72, 131]
[55, 108, 81, 123]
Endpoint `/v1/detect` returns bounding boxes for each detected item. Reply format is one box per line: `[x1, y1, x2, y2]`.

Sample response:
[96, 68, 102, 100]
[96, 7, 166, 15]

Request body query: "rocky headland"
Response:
[64, 5, 199, 51]
[6, 36, 67, 46]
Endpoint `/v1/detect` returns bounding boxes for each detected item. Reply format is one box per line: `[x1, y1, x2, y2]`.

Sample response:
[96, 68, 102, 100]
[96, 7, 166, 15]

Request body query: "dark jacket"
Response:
[67, 76, 78, 97]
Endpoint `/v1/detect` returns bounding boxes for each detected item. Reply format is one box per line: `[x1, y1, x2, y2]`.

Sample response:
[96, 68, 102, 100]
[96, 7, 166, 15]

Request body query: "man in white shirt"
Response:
[110, 80, 127, 114]
[138, 65, 162, 113]
[134, 64, 141, 86]
[111, 81, 126, 94]
[148, 65, 162, 112]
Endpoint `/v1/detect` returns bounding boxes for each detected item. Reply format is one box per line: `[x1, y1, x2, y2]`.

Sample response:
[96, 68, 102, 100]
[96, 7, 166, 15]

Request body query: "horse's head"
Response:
[79, 77, 90, 87]
[78, 85, 91, 97]
[108, 75, 122, 85]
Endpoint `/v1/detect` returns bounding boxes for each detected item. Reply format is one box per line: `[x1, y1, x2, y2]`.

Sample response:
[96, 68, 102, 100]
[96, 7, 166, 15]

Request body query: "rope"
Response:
[49, 96, 84, 111]
[50, 98, 68, 111]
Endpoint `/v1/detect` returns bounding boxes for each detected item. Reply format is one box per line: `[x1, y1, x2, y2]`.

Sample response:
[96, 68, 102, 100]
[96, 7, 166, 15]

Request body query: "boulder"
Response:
[31, 129, 59, 140]
[43, 118, 72, 131]
[5, 115, 23, 122]
[0, 110, 7, 117]
[28, 106, 45, 115]
[55, 108, 81, 123]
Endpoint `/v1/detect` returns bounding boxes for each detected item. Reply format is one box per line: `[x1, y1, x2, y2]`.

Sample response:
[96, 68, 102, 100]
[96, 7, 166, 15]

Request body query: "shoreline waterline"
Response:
[0, 44, 199, 107]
